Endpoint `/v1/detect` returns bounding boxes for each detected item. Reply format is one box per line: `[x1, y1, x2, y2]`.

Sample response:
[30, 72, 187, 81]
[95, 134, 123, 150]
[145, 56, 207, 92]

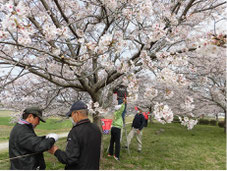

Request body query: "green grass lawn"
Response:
[0, 110, 14, 117]
[0, 122, 225, 170]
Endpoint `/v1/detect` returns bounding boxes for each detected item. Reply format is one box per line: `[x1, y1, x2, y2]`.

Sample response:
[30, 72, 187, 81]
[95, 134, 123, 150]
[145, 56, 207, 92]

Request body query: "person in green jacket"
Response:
[108, 98, 126, 161]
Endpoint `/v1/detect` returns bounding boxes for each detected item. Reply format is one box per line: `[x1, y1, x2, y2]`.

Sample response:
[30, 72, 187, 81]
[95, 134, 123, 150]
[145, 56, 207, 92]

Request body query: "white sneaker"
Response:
[114, 156, 120, 161]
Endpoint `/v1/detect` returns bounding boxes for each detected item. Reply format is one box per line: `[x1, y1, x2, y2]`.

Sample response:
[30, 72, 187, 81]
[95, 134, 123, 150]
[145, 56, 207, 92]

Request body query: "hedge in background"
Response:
[173, 116, 180, 123]
[210, 120, 217, 126]
[218, 121, 225, 128]
[198, 119, 210, 125]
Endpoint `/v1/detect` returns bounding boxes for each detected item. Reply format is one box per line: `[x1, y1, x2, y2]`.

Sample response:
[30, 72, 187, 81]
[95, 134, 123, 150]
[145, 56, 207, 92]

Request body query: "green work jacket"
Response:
[112, 104, 125, 129]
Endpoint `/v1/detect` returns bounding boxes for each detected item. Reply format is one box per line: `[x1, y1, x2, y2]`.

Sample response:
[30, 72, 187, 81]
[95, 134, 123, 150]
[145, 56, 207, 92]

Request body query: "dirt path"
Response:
[0, 142, 8, 152]
[0, 132, 68, 152]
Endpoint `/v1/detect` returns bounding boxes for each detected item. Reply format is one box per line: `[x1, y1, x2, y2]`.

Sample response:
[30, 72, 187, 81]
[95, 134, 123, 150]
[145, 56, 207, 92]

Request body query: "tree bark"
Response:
[92, 111, 105, 159]
[215, 114, 218, 121]
[224, 112, 226, 133]
[149, 105, 154, 124]
[90, 91, 108, 159]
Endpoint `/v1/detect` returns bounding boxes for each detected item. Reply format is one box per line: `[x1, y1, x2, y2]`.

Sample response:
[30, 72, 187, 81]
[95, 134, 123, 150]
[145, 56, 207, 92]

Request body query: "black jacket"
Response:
[9, 122, 55, 170]
[113, 85, 128, 100]
[54, 119, 102, 170]
[132, 113, 145, 130]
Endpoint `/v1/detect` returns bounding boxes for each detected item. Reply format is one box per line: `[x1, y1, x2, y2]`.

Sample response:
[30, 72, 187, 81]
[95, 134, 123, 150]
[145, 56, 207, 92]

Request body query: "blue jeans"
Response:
[118, 99, 127, 123]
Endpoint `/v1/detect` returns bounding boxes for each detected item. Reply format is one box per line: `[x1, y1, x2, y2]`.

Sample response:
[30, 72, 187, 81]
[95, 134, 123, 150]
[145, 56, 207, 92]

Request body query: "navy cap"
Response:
[66, 100, 88, 117]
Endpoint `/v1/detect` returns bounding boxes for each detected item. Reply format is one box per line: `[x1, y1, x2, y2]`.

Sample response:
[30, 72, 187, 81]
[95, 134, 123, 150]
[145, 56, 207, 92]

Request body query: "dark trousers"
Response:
[108, 127, 121, 158]
[144, 119, 148, 127]
[118, 99, 127, 123]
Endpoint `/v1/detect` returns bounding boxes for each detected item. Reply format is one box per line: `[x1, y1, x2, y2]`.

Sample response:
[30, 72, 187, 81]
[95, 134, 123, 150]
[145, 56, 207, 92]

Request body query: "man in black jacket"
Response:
[125, 107, 145, 153]
[9, 107, 58, 170]
[48, 100, 102, 170]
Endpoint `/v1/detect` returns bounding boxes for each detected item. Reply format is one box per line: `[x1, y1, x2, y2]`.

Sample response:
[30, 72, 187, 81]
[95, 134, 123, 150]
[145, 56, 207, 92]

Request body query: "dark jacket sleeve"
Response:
[18, 131, 55, 153]
[54, 130, 80, 165]
[139, 115, 145, 131]
[132, 114, 136, 127]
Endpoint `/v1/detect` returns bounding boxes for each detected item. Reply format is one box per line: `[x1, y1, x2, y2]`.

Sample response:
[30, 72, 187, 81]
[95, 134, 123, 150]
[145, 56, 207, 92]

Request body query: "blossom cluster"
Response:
[164, 88, 174, 99]
[153, 103, 174, 124]
[126, 74, 139, 102]
[144, 87, 158, 99]
[157, 68, 188, 86]
[0, 1, 32, 44]
[87, 101, 108, 116]
[184, 96, 195, 111]
[179, 116, 198, 130]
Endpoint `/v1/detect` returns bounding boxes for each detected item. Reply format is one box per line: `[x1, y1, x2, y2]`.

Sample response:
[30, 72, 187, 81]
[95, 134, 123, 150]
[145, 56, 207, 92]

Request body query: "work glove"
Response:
[46, 133, 59, 142]
[115, 104, 122, 110]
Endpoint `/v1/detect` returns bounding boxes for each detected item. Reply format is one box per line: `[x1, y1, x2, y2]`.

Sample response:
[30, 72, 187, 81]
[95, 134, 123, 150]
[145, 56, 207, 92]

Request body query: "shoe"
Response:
[107, 154, 112, 157]
[138, 150, 141, 153]
[114, 156, 120, 161]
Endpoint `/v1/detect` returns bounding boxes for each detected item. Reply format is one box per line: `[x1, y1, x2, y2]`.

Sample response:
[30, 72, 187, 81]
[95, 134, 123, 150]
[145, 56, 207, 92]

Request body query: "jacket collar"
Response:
[18, 119, 34, 130]
[73, 118, 90, 127]
[18, 119, 30, 125]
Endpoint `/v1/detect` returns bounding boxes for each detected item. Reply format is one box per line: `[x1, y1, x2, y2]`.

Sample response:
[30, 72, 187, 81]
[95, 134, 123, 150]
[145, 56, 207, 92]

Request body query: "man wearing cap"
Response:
[125, 107, 145, 153]
[48, 100, 102, 170]
[9, 107, 58, 170]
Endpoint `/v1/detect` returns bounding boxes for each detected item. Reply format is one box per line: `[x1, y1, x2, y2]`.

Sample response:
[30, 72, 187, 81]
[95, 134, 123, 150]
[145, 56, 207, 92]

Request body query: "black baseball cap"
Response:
[66, 100, 88, 117]
[23, 107, 46, 122]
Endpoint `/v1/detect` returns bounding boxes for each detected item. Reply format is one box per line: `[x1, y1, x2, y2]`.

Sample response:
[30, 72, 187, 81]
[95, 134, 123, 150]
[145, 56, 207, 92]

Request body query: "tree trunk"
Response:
[149, 114, 153, 124]
[149, 105, 154, 124]
[224, 112, 226, 133]
[93, 112, 102, 127]
[90, 91, 108, 159]
[92, 112, 104, 159]
[215, 114, 218, 121]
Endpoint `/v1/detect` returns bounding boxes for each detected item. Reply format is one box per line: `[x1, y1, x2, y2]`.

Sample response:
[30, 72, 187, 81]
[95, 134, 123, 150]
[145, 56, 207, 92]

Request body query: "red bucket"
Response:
[101, 119, 112, 134]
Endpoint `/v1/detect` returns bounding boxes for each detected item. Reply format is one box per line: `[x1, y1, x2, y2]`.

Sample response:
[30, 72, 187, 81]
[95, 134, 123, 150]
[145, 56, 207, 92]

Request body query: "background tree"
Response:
[186, 33, 226, 132]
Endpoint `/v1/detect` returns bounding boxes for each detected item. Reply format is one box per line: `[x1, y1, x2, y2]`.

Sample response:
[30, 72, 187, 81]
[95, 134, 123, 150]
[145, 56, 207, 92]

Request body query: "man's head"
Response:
[66, 100, 88, 123]
[22, 107, 45, 128]
[119, 84, 126, 88]
[137, 107, 143, 114]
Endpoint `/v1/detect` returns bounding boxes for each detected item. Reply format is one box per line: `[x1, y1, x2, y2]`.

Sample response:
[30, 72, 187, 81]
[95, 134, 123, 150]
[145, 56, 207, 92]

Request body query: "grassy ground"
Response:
[0, 110, 14, 117]
[0, 122, 225, 170]
[99, 123, 226, 170]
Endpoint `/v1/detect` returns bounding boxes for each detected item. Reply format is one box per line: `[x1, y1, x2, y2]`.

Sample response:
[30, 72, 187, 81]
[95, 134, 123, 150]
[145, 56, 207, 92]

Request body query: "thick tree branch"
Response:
[53, 0, 79, 39]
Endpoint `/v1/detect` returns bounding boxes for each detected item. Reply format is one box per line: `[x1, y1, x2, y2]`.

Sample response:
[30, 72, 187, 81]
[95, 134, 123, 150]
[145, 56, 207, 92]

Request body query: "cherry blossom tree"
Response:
[130, 72, 197, 130]
[0, 0, 226, 129]
[133, 31, 226, 130]
[186, 33, 226, 132]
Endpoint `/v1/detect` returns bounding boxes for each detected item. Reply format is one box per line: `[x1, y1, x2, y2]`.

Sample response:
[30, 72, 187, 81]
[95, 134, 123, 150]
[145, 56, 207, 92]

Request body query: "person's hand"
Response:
[48, 145, 58, 154]
[137, 130, 140, 134]
[46, 133, 59, 142]
[123, 98, 127, 104]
